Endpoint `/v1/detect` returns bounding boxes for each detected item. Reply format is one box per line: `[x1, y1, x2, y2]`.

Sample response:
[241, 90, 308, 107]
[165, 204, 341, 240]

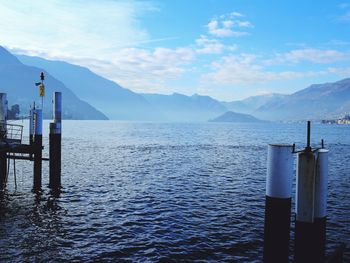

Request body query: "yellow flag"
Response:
[39, 84, 45, 97]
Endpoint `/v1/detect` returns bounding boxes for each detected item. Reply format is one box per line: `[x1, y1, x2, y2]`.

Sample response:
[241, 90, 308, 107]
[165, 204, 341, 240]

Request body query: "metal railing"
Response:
[0, 122, 23, 144]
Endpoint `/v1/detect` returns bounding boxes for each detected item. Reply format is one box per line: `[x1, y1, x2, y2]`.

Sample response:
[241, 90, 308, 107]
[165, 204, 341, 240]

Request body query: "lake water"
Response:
[0, 121, 349, 262]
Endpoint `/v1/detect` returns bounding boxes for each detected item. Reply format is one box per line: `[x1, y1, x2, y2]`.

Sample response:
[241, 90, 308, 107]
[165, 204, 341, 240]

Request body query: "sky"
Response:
[1, 0, 350, 101]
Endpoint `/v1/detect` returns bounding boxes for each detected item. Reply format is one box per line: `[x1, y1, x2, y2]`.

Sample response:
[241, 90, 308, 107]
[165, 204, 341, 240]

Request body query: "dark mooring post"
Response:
[263, 144, 294, 263]
[29, 106, 34, 145]
[0, 93, 7, 190]
[49, 92, 62, 189]
[295, 121, 329, 263]
[33, 109, 43, 190]
[29, 104, 35, 159]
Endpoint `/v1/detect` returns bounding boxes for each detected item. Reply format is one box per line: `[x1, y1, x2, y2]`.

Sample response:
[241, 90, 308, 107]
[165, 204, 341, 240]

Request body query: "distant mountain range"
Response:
[17, 54, 228, 121]
[141, 93, 227, 121]
[18, 55, 159, 121]
[254, 79, 350, 121]
[222, 93, 287, 115]
[0, 47, 107, 120]
[1, 45, 349, 122]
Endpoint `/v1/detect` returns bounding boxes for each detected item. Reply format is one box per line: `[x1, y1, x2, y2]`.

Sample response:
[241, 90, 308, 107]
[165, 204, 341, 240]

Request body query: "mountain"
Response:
[16, 49, 350, 122]
[222, 93, 287, 114]
[17, 55, 159, 120]
[255, 78, 350, 121]
[209, 111, 265, 123]
[0, 46, 107, 120]
[141, 93, 227, 122]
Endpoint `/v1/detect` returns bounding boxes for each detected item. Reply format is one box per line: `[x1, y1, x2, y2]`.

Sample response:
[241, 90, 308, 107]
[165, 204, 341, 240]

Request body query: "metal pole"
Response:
[263, 144, 294, 263]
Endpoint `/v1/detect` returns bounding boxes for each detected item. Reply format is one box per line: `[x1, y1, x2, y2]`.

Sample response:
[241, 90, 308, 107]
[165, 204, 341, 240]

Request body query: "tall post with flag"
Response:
[35, 72, 45, 110]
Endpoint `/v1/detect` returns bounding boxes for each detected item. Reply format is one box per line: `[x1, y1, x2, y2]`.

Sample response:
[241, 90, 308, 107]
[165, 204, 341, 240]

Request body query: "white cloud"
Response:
[202, 54, 325, 85]
[230, 12, 244, 17]
[272, 48, 350, 64]
[327, 66, 350, 76]
[79, 47, 196, 93]
[206, 12, 252, 38]
[339, 11, 350, 21]
[0, 0, 155, 60]
[195, 35, 237, 54]
[338, 3, 350, 9]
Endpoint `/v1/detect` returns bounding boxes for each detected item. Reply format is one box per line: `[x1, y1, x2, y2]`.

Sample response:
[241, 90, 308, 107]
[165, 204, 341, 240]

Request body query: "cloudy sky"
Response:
[1, 0, 350, 101]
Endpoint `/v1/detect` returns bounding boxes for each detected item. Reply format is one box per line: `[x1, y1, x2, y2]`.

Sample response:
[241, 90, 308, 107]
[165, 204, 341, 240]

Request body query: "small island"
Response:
[209, 111, 265, 123]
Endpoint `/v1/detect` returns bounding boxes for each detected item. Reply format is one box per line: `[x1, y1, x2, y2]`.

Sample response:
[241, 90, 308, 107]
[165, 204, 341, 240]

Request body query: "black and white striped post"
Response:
[0, 93, 7, 189]
[33, 109, 43, 190]
[49, 92, 62, 189]
[263, 144, 294, 263]
[295, 121, 329, 263]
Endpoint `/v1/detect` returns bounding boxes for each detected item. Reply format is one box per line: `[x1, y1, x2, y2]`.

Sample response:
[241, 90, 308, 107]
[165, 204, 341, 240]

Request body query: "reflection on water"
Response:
[0, 121, 349, 262]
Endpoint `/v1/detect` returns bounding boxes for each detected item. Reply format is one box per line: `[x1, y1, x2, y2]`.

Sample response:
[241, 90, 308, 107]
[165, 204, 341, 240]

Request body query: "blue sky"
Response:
[1, 0, 350, 101]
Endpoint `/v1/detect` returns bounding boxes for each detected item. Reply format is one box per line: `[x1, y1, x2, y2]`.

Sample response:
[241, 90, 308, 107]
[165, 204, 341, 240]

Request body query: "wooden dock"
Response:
[0, 87, 62, 191]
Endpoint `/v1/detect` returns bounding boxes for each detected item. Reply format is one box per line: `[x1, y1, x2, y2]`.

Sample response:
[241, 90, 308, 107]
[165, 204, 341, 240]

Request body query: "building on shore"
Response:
[321, 115, 350, 125]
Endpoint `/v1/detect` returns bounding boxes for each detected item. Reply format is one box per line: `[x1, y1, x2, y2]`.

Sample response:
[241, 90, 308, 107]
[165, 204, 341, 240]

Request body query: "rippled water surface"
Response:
[0, 121, 349, 262]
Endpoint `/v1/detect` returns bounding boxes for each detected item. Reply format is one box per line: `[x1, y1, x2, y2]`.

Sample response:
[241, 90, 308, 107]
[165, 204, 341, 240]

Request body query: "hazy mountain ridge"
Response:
[19, 55, 229, 121]
[141, 93, 227, 121]
[0, 47, 107, 120]
[222, 93, 287, 114]
[209, 111, 265, 123]
[18, 55, 160, 120]
[13, 48, 350, 122]
[255, 78, 350, 120]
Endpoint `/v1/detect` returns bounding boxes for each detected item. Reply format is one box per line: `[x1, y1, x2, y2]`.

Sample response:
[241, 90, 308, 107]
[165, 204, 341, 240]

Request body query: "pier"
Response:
[0, 73, 62, 192]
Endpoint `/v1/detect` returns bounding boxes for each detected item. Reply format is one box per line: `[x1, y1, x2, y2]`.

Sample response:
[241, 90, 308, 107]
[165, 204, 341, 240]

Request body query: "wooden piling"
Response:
[49, 92, 61, 189]
[33, 109, 43, 190]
